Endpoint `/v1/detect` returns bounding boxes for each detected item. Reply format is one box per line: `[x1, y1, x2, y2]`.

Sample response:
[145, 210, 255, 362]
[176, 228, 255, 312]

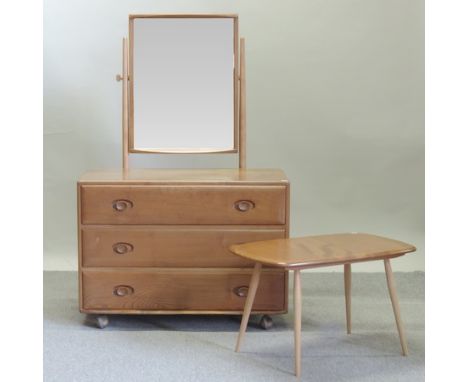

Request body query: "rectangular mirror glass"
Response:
[129, 15, 238, 153]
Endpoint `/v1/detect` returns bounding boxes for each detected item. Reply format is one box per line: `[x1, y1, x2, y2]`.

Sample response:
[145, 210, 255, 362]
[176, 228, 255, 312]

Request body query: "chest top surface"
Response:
[78, 168, 288, 185]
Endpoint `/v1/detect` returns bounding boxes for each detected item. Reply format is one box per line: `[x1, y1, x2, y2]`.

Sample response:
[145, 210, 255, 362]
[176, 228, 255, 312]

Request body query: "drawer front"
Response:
[82, 269, 286, 312]
[82, 227, 286, 267]
[80, 185, 286, 225]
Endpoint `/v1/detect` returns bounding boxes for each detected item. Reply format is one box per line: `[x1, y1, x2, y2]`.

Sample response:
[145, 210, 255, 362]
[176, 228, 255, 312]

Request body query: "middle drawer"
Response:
[82, 226, 286, 267]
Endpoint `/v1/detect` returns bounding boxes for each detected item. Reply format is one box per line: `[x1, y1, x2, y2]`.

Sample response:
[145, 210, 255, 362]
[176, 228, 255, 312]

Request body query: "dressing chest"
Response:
[78, 15, 289, 328]
[78, 168, 289, 324]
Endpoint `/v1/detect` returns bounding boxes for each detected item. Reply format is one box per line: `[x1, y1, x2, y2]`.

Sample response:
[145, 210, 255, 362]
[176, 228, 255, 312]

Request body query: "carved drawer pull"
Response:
[234, 200, 255, 212]
[112, 242, 134, 255]
[112, 199, 133, 212]
[113, 285, 134, 297]
[233, 285, 249, 297]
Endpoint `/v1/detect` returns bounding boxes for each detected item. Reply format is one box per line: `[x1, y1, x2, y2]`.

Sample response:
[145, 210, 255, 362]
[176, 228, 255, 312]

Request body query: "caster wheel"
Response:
[259, 315, 273, 330]
[86, 314, 109, 329]
[96, 315, 109, 329]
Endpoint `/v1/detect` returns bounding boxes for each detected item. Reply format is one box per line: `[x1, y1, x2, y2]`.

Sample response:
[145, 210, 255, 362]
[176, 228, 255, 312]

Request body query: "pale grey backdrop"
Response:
[44, 0, 424, 271]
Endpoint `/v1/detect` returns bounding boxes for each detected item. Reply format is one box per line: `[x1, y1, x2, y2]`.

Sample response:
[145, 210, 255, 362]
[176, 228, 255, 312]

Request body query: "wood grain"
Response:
[344, 263, 351, 334]
[80, 185, 286, 225]
[235, 262, 262, 352]
[232, 234, 413, 376]
[239, 37, 246, 168]
[79, 168, 288, 184]
[129, 14, 239, 19]
[384, 259, 409, 356]
[82, 268, 285, 311]
[121, 37, 129, 170]
[78, 169, 290, 315]
[294, 270, 302, 377]
[81, 226, 286, 267]
[81, 308, 285, 315]
[128, 14, 239, 154]
[128, 17, 134, 150]
[77, 184, 83, 309]
[230, 233, 416, 269]
[233, 18, 239, 153]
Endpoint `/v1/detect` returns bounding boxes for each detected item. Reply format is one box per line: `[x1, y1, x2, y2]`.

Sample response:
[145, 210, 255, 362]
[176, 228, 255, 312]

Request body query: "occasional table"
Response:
[230, 233, 416, 377]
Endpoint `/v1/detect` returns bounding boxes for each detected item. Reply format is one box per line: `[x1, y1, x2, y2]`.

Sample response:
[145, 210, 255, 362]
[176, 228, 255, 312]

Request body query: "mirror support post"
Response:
[120, 37, 129, 171]
[239, 38, 246, 169]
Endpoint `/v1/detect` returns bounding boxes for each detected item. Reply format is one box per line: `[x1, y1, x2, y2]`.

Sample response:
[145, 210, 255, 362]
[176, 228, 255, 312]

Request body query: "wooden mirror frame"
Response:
[123, 14, 241, 157]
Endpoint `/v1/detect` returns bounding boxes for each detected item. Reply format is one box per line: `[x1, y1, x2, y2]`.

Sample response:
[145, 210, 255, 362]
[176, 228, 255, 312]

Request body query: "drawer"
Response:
[82, 226, 286, 267]
[80, 185, 286, 225]
[82, 269, 286, 312]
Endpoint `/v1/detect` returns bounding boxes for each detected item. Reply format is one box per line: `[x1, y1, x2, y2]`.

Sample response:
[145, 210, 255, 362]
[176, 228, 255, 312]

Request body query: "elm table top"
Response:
[229, 233, 416, 269]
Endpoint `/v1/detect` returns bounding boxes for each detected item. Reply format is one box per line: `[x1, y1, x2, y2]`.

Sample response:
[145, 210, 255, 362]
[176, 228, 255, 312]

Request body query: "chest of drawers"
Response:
[78, 168, 289, 316]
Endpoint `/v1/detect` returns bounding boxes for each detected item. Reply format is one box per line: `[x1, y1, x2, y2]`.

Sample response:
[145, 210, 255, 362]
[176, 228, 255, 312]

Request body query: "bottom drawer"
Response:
[81, 269, 286, 312]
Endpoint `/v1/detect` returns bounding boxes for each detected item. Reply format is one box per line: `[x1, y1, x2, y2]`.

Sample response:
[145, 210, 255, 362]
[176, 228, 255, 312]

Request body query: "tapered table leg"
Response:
[294, 270, 302, 377]
[235, 262, 262, 352]
[384, 259, 409, 356]
[344, 263, 352, 334]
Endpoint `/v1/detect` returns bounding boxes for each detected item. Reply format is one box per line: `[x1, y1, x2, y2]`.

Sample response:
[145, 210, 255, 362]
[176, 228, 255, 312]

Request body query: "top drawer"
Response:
[80, 185, 286, 225]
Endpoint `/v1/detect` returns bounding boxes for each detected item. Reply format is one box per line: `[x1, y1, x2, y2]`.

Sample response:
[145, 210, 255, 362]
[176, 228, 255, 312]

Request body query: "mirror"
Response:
[129, 15, 238, 153]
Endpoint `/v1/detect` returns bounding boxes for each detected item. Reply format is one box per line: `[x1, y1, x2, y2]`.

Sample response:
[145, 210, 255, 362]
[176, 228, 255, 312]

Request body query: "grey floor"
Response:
[44, 271, 424, 382]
